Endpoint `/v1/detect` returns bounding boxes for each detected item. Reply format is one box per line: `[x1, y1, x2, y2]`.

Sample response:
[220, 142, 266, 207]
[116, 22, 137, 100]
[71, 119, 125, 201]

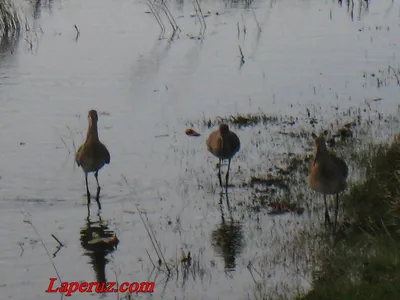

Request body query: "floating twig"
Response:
[52, 246, 62, 258]
[51, 234, 64, 247]
[18, 242, 24, 256]
[24, 38, 33, 51]
[251, 8, 261, 33]
[74, 24, 80, 41]
[144, 211, 170, 272]
[65, 125, 77, 154]
[22, 215, 64, 299]
[238, 45, 245, 65]
[112, 258, 120, 300]
[146, 249, 157, 269]
[136, 204, 170, 274]
[60, 137, 71, 154]
[388, 65, 400, 86]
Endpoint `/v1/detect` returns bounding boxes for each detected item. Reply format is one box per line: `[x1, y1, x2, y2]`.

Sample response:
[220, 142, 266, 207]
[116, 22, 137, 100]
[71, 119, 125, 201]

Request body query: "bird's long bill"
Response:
[313, 148, 320, 166]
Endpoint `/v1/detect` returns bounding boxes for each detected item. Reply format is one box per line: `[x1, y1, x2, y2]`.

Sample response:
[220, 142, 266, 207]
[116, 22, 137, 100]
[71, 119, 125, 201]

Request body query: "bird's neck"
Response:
[220, 133, 227, 148]
[86, 120, 99, 141]
[220, 130, 229, 137]
[314, 147, 329, 163]
[318, 146, 329, 156]
[220, 131, 229, 142]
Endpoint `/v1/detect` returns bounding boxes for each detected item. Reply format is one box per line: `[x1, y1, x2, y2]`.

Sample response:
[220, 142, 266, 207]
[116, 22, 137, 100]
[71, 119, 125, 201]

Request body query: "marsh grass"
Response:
[192, 104, 399, 299]
[156, 101, 400, 299]
[0, 0, 20, 37]
[294, 136, 400, 299]
[363, 65, 400, 88]
[201, 112, 283, 128]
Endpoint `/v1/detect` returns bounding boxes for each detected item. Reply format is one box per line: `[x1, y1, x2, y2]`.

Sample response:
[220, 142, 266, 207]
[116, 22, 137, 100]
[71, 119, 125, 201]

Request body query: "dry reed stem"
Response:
[22, 214, 64, 300]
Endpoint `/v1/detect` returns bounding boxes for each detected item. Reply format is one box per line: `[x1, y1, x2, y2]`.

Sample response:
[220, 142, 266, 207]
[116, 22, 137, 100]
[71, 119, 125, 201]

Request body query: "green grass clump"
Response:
[202, 112, 294, 128]
[298, 136, 400, 300]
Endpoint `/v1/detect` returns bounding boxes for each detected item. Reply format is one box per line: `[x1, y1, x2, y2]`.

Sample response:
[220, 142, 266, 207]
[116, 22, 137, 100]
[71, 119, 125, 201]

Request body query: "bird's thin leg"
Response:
[224, 188, 233, 222]
[324, 194, 331, 225]
[219, 191, 225, 224]
[97, 209, 102, 220]
[94, 171, 102, 210]
[86, 207, 91, 222]
[85, 173, 91, 206]
[225, 158, 231, 190]
[334, 193, 339, 233]
[217, 158, 223, 188]
[94, 171, 101, 192]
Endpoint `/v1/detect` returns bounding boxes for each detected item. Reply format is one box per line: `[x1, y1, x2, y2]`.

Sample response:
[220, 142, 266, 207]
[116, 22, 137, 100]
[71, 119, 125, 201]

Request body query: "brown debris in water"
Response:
[250, 176, 289, 190]
[185, 128, 201, 137]
[267, 202, 304, 215]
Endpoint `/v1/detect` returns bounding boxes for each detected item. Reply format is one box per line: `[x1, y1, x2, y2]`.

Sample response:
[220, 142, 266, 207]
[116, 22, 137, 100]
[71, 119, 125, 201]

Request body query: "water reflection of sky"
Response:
[0, 0, 399, 299]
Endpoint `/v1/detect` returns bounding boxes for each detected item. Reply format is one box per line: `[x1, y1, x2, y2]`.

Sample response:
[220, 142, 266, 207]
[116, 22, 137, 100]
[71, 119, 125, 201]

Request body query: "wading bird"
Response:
[76, 110, 110, 211]
[307, 133, 348, 231]
[206, 124, 240, 188]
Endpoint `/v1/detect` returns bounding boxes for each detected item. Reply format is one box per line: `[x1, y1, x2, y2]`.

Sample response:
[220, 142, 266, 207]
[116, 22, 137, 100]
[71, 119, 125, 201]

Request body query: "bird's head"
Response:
[312, 133, 327, 165]
[88, 110, 99, 123]
[219, 123, 230, 135]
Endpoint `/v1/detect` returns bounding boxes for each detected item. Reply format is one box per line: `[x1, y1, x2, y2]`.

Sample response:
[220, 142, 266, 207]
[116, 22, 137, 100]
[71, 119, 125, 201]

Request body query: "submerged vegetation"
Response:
[199, 112, 288, 128]
[248, 128, 400, 299]
[180, 97, 400, 299]
[2, 0, 399, 299]
[185, 101, 400, 299]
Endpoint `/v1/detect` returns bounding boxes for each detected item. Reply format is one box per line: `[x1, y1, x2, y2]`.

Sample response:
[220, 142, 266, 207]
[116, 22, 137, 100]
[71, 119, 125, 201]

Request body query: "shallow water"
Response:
[0, 0, 399, 299]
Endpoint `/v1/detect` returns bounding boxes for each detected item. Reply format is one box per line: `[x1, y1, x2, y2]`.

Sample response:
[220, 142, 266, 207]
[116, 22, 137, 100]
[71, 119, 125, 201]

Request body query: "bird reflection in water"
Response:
[79, 212, 119, 291]
[211, 191, 244, 271]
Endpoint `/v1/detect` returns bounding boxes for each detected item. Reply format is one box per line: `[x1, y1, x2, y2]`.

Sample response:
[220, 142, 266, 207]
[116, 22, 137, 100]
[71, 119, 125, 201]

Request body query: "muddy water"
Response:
[0, 0, 399, 299]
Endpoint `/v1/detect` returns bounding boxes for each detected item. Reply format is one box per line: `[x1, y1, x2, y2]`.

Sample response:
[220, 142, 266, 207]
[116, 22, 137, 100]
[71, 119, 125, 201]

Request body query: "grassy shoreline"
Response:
[297, 135, 400, 299]
[188, 109, 399, 300]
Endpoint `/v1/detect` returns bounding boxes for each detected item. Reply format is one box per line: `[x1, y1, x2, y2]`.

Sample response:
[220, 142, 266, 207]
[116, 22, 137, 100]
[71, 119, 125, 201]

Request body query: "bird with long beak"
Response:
[75, 110, 110, 212]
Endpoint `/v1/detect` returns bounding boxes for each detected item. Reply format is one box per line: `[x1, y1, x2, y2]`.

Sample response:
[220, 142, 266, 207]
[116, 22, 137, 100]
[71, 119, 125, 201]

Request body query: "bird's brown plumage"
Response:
[206, 124, 240, 188]
[307, 133, 348, 230]
[206, 124, 240, 160]
[75, 110, 110, 173]
[307, 134, 348, 194]
[76, 110, 110, 211]
[75, 140, 110, 173]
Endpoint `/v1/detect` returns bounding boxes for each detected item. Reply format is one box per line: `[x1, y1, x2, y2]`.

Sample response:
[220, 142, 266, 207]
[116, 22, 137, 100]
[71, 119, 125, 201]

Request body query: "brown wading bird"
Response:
[206, 124, 240, 188]
[307, 133, 348, 231]
[76, 110, 110, 211]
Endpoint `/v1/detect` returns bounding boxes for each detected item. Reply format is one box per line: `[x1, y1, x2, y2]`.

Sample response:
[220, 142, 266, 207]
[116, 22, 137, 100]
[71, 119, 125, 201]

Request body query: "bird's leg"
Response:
[219, 191, 225, 222]
[94, 171, 102, 210]
[334, 193, 339, 233]
[225, 158, 231, 190]
[224, 188, 233, 222]
[324, 194, 331, 225]
[94, 171, 101, 193]
[85, 173, 91, 206]
[86, 207, 91, 222]
[217, 158, 223, 188]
